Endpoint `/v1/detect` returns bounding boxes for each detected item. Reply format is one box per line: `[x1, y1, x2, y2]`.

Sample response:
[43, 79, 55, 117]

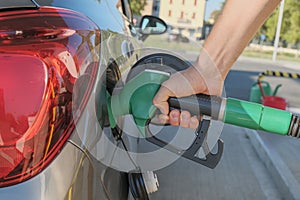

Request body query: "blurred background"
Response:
[129, 1, 300, 199]
[132, 0, 300, 62]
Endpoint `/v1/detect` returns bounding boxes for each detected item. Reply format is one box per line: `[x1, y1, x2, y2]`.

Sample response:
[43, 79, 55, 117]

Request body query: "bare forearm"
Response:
[200, 0, 281, 79]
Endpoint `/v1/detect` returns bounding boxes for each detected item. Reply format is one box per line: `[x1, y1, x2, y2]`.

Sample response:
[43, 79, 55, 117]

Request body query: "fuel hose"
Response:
[168, 94, 300, 138]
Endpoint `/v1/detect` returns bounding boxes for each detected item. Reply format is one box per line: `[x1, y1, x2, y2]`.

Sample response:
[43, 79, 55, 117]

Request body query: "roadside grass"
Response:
[143, 35, 202, 52]
[242, 49, 300, 63]
[143, 34, 300, 63]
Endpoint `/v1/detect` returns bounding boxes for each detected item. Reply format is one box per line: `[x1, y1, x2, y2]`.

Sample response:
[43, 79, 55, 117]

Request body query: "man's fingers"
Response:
[190, 116, 199, 130]
[180, 111, 191, 128]
[153, 85, 173, 115]
[153, 85, 172, 103]
[169, 109, 180, 126]
[181, 112, 199, 129]
[153, 101, 169, 115]
[158, 114, 169, 124]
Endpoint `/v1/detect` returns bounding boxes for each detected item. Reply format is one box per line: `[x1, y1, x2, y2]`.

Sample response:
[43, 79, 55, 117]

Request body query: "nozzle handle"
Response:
[168, 94, 224, 120]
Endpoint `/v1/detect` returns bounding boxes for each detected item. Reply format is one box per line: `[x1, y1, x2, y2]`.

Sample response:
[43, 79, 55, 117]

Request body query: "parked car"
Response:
[0, 0, 169, 199]
[167, 32, 190, 43]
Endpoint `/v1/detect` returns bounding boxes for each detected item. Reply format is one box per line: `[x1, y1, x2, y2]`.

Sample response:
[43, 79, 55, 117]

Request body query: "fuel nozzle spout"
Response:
[107, 69, 170, 136]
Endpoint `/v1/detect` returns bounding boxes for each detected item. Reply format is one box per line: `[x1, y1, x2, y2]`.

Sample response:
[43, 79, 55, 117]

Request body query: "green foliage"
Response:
[262, 0, 300, 47]
[209, 10, 221, 22]
[130, 0, 147, 15]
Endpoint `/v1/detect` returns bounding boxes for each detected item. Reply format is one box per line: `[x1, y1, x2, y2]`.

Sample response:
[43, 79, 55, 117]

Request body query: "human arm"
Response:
[153, 0, 281, 129]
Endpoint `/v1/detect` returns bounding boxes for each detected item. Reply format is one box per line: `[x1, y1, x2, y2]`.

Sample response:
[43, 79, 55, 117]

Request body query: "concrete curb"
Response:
[237, 56, 300, 71]
[246, 129, 300, 200]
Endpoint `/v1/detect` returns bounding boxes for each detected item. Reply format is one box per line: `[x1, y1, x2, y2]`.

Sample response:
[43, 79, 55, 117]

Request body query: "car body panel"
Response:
[0, 0, 170, 199]
[0, 141, 128, 200]
[0, 142, 102, 200]
[35, 0, 132, 34]
[0, 0, 138, 199]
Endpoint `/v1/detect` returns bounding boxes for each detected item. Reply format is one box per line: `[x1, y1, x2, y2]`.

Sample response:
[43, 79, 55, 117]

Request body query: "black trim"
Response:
[0, 0, 38, 11]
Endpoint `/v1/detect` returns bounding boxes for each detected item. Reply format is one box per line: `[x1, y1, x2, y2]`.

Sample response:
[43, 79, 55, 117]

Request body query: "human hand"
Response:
[152, 55, 224, 129]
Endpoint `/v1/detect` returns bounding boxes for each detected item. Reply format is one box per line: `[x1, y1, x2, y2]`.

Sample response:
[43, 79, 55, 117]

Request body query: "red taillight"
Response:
[0, 7, 100, 187]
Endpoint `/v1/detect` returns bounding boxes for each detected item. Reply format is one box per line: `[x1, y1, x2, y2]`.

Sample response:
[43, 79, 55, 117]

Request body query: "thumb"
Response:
[153, 85, 173, 115]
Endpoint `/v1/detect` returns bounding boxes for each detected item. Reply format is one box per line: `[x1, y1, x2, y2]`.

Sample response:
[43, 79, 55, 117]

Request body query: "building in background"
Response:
[140, 0, 160, 17]
[152, 0, 160, 17]
[139, 0, 206, 39]
[140, 0, 154, 16]
[159, 0, 206, 38]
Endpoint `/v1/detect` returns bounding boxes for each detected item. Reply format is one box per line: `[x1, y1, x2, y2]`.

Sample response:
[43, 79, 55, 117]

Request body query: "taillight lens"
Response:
[0, 7, 100, 187]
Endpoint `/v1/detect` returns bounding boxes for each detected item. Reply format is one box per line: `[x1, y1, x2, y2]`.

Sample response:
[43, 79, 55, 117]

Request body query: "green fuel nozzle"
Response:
[107, 70, 300, 139]
[107, 69, 170, 136]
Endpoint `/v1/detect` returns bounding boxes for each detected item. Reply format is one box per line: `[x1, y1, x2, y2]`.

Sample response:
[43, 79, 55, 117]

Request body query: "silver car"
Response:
[0, 0, 169, 199]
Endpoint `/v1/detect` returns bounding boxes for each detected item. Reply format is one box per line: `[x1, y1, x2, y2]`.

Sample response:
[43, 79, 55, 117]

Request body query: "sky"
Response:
[205, 0, 224, 20]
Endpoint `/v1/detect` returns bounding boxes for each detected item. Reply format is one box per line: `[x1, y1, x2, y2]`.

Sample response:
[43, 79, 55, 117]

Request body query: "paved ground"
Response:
[226, 56, 300, 199]
[149, 125, 282, 200]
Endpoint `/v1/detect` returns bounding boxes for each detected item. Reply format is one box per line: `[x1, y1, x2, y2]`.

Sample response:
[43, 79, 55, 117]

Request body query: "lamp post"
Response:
[272, 0, 285, 62]
[201, 0, 208, 39]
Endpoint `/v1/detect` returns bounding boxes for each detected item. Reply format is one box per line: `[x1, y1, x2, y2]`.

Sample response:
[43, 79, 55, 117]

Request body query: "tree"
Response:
[130, 0, 147, 15]
[262, 0, 300, 47]
[282, 0, 300, 45]
[209, 10, 221, 24]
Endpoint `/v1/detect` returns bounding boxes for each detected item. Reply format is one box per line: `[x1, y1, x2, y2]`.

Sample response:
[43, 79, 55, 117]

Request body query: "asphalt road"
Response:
[144, 53, 300, 200]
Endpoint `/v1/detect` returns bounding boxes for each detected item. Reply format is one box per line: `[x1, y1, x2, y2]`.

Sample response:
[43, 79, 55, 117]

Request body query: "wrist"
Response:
[189, 53, 224, 96]
[196, 48, 229, 81]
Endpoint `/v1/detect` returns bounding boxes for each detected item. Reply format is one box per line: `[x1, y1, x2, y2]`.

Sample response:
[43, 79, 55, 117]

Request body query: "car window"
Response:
[109, 0, 132, 22]
[121, 0, 132, 21]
